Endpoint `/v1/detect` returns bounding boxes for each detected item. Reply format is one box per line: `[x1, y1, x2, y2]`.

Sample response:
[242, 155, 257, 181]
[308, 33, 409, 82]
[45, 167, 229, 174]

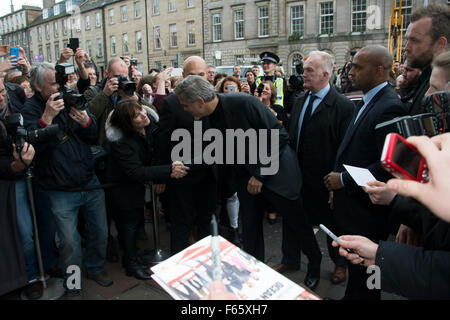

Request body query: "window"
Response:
[85, 15, 91, 30]
[153, 0, 159, 14]
[111, 36, 116, 55]
[76, 18, 81, 32]
[234, 9, 244, 40]
[169, 0, 176, 11]
[136, 31, 142, 52]
[66, 0, 73, 13]
[258, 6, 269, 37]
[46, 45, 52, 62]
[45, 24, 50, 40]
[154, 26, 161, 49]
[212, 13, 222, 42]
[290, 5, 304, 36]
[396, 0, 412, 31]
[54, 21, 59, 37]
[43, 9, 49, 19]
[29, 30, 32, 45]
[351, 0, 366, 33]
[155, 61, 162, 71]
[54, 5, 60, 16]
[290, 53, 303, 75]
[63, 19, 68, 35]
[169, 24, 177, 47]
[121, 6, 127, 21]
[187, 0, 194, 8]
[187, 21, 195, 45]
[86, 40, 92, 58]
[109, 9, 115, 24]
[95, 12, 101, 27]
[55, 43, 60, 60]
[97, 38, 102, 57]
[123, 33, 128, 53]
[319, 2, 334, 35]
[38, 46, 43, 60]
[134, 2, 141, 18]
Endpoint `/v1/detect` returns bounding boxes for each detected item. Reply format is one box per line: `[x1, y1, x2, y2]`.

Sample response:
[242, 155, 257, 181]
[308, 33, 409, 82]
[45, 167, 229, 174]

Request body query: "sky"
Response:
[0, 0, 43, 17]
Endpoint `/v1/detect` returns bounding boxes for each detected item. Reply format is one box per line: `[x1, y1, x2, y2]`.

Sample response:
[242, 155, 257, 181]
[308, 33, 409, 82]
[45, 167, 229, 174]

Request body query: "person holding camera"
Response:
[256, 80, 288, 125]
[104, 99, 189, 279]
[0, 77, 44, 299]
[56, 47, 91, 95]
[21, 63, 112, 297]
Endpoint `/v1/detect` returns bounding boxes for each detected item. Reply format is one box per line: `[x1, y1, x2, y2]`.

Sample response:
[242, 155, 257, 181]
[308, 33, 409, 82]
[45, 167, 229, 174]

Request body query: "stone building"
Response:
[203, 0, 448, 75]
[0, 5, 42, 60]
[147, 0, 203, 70]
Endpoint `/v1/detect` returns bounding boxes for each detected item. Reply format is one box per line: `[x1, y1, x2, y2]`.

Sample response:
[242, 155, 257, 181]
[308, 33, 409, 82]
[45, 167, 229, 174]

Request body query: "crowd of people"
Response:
[0, 3, 449, 301]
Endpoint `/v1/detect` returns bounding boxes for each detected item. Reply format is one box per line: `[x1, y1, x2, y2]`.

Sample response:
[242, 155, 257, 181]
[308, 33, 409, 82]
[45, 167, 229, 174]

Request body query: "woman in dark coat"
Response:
[105, 99, 188, 280]
[255, 80, 289, 126]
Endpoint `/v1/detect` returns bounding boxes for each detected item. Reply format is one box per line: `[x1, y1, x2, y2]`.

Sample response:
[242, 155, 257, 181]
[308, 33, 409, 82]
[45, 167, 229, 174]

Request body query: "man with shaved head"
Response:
[154, 56, 217, 254]
[324, 45, 408, 300]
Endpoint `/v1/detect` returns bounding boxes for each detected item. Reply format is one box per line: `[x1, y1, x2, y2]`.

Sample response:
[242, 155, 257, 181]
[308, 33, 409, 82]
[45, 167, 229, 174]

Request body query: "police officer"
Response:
[255, 52, 288, 108]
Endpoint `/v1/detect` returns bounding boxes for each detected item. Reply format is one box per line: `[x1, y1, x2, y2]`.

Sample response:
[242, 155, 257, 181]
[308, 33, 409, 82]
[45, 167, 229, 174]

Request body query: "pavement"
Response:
[1, 209, 406, 301]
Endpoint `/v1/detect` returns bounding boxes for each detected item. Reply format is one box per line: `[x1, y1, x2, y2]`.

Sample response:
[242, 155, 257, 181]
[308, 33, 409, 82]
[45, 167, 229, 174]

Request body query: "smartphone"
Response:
[241, 78, 247, 83]
[67, 38, 79, 52]
[226, 85, 236, 93]
[10, 47, 19, 60]
[319, 224, 357, 254]
[380, 133, 429, 183]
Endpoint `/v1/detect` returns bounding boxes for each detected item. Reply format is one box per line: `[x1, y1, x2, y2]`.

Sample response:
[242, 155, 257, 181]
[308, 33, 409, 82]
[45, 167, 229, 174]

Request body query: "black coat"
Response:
[105, 112, 171, 210]
[376, 240, 450, 299]
[22, 92, 98, 191]
[215, 93, 301, 200]
[154, 93, 215, 185]
[288, 87, 355, 224]
[333, 84, 408, 239]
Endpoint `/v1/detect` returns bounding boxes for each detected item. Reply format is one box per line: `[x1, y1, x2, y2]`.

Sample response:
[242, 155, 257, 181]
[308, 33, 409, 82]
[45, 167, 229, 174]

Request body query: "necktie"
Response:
[297, 94, 318, 160]
[353, 98, 365, 124]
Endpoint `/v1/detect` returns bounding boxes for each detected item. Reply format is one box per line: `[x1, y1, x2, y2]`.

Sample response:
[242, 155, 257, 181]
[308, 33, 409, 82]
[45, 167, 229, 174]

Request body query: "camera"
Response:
[130, 58, 138, 67]
[55, 63, 87, 111]
[257, 83, 264, 96]
[115, 74, 136, 97]
[1, 113, 59, 155]
[376, 91, 450, 138]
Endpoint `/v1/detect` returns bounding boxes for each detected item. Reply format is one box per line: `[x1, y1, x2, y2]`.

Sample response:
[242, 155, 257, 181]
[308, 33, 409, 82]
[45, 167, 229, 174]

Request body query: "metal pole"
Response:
[140, 185, 170, 265]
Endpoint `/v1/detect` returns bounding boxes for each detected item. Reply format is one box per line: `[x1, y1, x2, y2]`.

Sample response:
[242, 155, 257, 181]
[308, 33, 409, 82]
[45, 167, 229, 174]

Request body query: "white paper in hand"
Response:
[343, 164, 377, 187]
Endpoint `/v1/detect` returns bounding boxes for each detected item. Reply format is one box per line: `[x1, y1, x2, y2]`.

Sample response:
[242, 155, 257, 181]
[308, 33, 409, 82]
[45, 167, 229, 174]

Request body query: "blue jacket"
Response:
[22, 92, 98, 191]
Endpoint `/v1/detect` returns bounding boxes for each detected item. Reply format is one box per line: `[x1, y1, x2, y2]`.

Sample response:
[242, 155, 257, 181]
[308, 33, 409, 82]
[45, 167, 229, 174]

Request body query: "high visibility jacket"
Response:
[255, 75, 285, 107]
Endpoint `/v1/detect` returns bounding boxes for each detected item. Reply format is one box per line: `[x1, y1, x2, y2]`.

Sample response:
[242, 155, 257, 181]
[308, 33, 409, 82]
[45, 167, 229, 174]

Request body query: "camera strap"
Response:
[61, 119, 74, 144]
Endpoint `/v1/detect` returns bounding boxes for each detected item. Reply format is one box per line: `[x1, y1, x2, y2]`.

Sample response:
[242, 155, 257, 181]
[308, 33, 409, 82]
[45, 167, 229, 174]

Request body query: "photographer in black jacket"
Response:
[21, 62, 112, 298]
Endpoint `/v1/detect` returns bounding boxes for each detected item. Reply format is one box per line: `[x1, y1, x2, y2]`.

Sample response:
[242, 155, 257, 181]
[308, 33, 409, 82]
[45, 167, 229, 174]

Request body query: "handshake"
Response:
[170, 161, 190, 179]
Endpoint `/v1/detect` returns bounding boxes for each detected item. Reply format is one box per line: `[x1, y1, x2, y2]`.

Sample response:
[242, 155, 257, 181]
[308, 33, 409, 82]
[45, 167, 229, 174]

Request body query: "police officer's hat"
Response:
[260, 51, 280, 64]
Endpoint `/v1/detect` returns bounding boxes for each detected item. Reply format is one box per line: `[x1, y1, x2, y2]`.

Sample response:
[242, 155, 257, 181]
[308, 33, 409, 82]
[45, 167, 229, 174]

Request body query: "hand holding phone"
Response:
[10, 47, 19, 63]
[381, 133, 429, 183]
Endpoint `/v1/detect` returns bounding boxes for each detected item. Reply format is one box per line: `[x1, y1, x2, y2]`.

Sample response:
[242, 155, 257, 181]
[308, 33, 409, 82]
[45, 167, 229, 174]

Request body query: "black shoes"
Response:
[24, 282, 43, 300]
[87, 271, 114, 287]
[125, 258, 153, 280]
[304, 270, 320, 291]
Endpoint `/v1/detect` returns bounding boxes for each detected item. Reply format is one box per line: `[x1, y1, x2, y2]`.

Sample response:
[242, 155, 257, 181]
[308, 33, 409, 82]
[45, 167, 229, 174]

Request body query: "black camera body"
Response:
[257, 83, 264, 96]
[130, 58, 138, 67]
[115, 74, 136, 97]
[55, 63, 87, 111]
[2, 113, 59, 155]
[288, 60, 304, 92]
[376, 91, 450, 138]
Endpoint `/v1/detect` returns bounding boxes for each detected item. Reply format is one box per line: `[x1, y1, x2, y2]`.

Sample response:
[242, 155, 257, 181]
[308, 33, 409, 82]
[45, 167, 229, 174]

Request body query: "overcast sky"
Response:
[0, 0, 43, 17]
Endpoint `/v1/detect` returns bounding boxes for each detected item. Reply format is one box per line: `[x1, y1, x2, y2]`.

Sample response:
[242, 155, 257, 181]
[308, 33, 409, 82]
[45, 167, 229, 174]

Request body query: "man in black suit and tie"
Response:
[288, 51, 355, 287]
[154, 56, 217, 254]
[173, 75, 321, 291]
[324, 45, 408, 300]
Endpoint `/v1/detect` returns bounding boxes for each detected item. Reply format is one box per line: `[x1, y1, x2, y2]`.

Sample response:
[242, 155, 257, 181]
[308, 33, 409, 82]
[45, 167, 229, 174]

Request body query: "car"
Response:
[215, 65, 263, 80]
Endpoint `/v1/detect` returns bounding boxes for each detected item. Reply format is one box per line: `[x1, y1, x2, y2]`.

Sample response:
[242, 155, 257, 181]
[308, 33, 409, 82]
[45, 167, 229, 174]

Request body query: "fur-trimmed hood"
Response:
[105, 105, 159, 142]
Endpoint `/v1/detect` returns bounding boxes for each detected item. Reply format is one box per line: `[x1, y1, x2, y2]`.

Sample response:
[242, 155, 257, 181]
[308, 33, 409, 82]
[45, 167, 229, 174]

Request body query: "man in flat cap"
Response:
[255, 51, 288, 108]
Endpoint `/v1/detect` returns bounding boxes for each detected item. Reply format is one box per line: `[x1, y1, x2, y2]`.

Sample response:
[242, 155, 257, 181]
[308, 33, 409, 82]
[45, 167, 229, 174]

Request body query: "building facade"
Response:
[203, 0, 448, 75]
[147, 0, 203, 70]
[0, 6, 42, 61]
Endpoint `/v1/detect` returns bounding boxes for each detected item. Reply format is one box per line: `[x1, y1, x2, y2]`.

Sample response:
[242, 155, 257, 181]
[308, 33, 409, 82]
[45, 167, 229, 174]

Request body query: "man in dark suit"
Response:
[154, 56, 217, 254]
[173, 75, 321, 291]
[288, 51, 355, 287]
[324, 45, 408, 300]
